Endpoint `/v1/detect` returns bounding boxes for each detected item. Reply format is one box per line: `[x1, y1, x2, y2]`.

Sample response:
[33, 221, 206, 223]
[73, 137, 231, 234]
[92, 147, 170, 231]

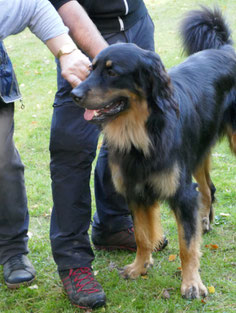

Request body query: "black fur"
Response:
[72, 7, 236, 245]
[180, 6, 233, 55]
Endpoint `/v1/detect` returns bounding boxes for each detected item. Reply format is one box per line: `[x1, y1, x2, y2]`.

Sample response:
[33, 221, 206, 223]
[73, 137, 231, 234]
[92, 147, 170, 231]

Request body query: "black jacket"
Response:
[49, 0, 147, 34]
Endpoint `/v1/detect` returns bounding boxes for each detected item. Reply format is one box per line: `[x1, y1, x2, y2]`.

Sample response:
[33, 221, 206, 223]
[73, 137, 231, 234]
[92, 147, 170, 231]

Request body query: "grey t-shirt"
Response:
[0, 0, 68, 42]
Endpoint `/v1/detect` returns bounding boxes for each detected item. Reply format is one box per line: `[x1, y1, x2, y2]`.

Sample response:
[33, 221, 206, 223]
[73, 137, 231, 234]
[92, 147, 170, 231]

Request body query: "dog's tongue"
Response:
[84, 109, 95, 121]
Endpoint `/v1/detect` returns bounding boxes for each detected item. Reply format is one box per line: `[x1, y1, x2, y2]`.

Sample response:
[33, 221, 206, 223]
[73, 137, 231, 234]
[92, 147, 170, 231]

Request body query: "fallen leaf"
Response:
[141, 275, 148, 279]
[168, 254, 177, 262]
[108, 261, 117, 271]
[208, 286, 215, 294]
[27, 231, 33, 239]
[177, 267, 182, 271]
[28, 284, 38, 290]
[43, 213, 50, 218]
[201, 299, 206, 304]
[210, 244, 219, 250]
[162, 289, 170, 299]
[205, 244, 219, 250]
[219, 213, 230, 217]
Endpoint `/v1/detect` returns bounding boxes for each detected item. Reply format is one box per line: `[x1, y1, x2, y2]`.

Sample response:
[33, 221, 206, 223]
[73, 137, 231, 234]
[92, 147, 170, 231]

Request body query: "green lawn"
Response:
[0, 0, 235, 312]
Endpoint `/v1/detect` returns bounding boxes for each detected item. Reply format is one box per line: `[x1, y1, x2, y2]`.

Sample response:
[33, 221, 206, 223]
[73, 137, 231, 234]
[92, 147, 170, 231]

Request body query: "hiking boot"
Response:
[92, 227, 168, 252]
[59, 267, 106, 309]
[92, 227, 136, 251]
[3, 254, 36, 289]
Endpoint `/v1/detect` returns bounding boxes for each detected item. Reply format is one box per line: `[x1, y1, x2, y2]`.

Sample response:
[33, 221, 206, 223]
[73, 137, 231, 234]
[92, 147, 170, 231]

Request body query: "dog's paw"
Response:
[120, 257, 153, 279]
[181, 280, 208, 299]
[202, 217, 212, 234]
[120, 263, 145, 279]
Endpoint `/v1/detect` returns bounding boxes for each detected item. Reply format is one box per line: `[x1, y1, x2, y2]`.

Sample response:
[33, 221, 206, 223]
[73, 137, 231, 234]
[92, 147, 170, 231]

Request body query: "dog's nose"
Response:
[71, 88, 84, 104]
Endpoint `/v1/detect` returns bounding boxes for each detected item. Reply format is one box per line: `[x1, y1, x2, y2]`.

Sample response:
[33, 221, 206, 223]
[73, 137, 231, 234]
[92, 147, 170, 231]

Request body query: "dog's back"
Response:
[180, 6, 236, 154]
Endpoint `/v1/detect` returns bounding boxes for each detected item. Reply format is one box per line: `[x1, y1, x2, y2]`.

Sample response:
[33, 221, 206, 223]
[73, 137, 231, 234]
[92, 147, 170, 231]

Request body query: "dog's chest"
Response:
[109, 160, 180, 201]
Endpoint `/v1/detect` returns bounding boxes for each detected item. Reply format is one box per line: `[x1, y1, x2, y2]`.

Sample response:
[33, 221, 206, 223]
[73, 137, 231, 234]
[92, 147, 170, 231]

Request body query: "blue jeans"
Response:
[50, 13, 155, 270]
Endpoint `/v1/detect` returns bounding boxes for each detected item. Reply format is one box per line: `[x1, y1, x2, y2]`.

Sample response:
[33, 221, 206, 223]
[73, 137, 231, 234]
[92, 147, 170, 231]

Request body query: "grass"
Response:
[0, 0, 236, 312]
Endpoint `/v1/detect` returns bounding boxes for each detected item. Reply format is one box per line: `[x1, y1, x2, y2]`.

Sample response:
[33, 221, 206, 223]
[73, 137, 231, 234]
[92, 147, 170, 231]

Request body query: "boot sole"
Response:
[73, 299, 106, 310]
[5, 277, 36, 289]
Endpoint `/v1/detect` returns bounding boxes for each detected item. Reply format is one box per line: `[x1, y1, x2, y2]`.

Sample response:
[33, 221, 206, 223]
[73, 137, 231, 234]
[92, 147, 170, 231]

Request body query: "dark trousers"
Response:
[50, 13, 155, 270]
[0, 101, 29, 265]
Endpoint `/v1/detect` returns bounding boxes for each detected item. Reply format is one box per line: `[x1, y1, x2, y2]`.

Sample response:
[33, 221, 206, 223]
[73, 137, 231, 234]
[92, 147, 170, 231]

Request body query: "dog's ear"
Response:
[138, 51, 179, 116]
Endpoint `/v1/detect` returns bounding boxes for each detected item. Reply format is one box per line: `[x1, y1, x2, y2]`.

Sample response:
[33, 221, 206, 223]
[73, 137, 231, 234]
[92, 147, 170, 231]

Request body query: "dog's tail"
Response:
[180, 6, 233, 55]
[180, 6, 236, 154]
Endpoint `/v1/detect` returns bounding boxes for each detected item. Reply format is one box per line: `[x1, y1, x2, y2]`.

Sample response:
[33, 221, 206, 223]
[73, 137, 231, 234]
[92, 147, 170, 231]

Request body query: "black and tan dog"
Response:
[72, 7, 236, 299]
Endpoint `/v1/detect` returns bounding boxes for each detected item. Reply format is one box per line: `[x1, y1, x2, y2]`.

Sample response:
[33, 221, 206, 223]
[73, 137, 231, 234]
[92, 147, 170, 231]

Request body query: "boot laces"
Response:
[69, 267, 100, 294]
[8, 255, 25, 271]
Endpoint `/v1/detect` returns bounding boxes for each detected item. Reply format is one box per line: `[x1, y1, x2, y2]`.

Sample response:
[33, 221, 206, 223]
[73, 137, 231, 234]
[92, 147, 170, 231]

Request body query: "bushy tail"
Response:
[180, 6, 233, 55]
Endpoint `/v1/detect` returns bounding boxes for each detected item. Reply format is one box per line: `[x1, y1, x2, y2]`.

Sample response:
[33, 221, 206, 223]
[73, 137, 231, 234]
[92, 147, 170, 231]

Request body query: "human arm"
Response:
[0, 0, 90, 86]
[53, 0, 108, 59]
[46, 34, 90, 87]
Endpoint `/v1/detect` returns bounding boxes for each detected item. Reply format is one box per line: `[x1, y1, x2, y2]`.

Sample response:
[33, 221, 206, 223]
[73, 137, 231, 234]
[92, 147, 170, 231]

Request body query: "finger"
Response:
[77, 65, 91, 80]
[86, 68, 91, 77]
[67, 75, 82, 88]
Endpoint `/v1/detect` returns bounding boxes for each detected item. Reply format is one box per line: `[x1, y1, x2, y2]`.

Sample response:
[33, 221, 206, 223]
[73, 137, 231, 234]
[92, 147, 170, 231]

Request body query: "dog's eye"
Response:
[107, 69, 118, 77]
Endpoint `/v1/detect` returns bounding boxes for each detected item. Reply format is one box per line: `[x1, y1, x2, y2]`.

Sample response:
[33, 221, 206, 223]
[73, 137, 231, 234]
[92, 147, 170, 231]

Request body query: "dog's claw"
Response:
[181, 281, 208, 299]
[202, 217, 212, 234]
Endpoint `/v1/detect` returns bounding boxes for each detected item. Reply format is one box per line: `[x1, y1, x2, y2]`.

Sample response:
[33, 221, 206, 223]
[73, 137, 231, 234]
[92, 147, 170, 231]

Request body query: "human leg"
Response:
[0, 101, 35, 287]
[49, 67, 105, 308]
[50, 101, 99, 270]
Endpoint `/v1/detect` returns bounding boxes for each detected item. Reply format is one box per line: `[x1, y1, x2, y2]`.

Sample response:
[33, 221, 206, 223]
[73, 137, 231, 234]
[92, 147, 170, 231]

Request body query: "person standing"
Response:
[49, 0, 166, 309]
[0, 0, 91, 289]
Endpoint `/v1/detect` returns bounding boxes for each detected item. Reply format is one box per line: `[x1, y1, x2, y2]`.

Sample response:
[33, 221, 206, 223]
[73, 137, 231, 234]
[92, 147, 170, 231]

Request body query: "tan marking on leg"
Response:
[176, 215, 207, 299]
[149, 162, 180, 198]
[109, 161, 125, 196]
[194, 155, 213, 233]
[122, 203, 163, 279]
[226, 125, 236, 155]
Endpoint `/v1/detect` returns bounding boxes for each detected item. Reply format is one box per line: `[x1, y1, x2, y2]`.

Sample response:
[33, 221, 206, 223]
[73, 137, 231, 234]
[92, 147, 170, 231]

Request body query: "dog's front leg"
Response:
[121, 202, 163, 279]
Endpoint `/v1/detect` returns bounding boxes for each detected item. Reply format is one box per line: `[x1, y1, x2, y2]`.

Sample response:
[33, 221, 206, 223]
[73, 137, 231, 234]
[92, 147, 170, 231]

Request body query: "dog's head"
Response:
[71, 43, 178, 124]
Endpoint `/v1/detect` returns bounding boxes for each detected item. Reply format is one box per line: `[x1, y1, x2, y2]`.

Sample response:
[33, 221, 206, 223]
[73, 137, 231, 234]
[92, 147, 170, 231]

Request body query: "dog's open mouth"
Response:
[84, 97, 129, 123]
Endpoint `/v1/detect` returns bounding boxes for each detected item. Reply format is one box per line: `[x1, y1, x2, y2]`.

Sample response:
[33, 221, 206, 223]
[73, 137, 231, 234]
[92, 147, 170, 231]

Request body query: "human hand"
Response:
[59, 49, 91, 87]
